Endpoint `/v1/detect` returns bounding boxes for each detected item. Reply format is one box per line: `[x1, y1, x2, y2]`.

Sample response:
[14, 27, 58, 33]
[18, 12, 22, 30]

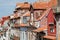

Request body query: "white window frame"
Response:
[35, 21, 40, 28]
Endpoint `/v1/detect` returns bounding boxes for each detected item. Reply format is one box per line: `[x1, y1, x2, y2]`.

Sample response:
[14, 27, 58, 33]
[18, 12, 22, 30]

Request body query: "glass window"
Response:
[35, 21, 40, 28]
[26, 17, 30, 21]
[14, 18, 20, 24]
[13, 19, 16, 23]
[4, 32, 6, 37]
[23, 17, 27, 24]
[50, 27, 54, 32]
[34, 10, 43, 19]
[49, 23, 54, 32]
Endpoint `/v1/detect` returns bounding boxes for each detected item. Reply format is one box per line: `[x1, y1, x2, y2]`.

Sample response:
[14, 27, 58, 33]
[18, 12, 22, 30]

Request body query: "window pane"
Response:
[50, 27, 54, 32]
[23, 17, 27, 24]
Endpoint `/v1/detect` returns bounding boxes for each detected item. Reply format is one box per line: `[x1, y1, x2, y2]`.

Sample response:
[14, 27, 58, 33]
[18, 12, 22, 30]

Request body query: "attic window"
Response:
[59, 23, 60, 25]
[49, 23, 55, 33]
[50, 28, 54, 32]
[34, 10, 43, 19]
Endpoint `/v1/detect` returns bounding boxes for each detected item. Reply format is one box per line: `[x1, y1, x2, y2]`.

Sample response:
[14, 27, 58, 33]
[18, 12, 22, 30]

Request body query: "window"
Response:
[23, 16, 30, 24]
[0, 27, 3, 32]
[26, 17, 30, 21]
[13, 19, 16, 23]
[4, 32, 6, 37]
[14, 18, 20, 24]
[10, 35, 14, 40]
[50, 27, 54, 32]
[59, 23, 60, 25]
[35, 11, 40, 19]
[34, 11, 43, 19]
[35, 21, 40, 28]
[23, 17, 27, 24]
[10, 19, 16, 27]
[49, 23, 54, 32]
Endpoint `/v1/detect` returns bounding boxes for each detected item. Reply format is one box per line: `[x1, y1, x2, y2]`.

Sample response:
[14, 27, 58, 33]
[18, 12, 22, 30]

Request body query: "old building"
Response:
[0, 0, 58, 40]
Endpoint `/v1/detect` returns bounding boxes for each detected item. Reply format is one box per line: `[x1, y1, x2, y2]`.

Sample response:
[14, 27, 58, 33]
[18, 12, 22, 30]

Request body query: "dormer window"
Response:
[23, 17, 27, 24]
[34, 10, 43, 19]
[23, 16, 30, 24]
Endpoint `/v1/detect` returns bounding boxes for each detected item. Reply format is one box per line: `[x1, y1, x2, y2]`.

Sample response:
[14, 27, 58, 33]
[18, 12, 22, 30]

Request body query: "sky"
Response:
[0, 0, 37, 18]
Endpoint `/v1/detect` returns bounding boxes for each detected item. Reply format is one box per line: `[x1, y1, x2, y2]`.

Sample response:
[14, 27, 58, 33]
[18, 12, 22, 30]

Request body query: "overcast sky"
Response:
[0, 0, 37, 18]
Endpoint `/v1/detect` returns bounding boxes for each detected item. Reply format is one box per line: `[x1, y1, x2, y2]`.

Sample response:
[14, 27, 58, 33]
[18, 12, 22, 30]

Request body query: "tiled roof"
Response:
[37, 8, 51, 20]
[32, 25, 47, 32]
[32, 0, 57, 9]
[16, 2, 30, 8]
[43, 35, 56, 40]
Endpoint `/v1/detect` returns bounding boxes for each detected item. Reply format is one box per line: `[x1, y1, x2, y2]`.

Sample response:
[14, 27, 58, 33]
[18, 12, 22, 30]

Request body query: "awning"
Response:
[43, 35, 56, 40]
[32, 26, 47, 32]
